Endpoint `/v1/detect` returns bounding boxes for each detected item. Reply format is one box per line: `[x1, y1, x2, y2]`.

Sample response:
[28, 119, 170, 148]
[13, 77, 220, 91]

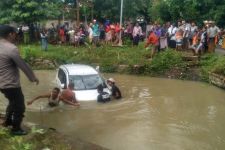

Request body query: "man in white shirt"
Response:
[182, 20, 191, 49]
[168, 24, 177, 48]
[207, 21, 220, 52]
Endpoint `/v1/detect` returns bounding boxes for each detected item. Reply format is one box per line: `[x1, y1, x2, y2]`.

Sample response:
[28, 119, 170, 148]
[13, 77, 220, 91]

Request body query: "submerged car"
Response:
[56, 64, 110, 101]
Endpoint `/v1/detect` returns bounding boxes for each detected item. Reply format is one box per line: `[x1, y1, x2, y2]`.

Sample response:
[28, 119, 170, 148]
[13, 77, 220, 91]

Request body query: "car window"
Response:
[58, 69, 67, 88]
[69, 74, 104, 90]
[83, 75, 102, 89]
[71, 76, 85, 90]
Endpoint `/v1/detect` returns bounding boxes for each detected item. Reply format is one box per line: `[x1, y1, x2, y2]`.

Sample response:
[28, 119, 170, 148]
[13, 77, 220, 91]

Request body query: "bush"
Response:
[211, 57, 225, 76]
[199, 53, 225, 81]
[145, 49, 187, 75]
[100, 58, 117, 73]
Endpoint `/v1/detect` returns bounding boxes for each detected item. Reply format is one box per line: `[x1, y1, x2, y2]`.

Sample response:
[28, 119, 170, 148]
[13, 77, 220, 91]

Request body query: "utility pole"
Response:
[119, 0, 124, 46]
[76, 0, 80, 25]
[91, 4, 94, 21]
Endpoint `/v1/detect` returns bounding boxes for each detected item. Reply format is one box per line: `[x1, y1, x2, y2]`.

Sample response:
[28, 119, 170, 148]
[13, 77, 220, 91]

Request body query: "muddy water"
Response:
[1, 70, 225, 150]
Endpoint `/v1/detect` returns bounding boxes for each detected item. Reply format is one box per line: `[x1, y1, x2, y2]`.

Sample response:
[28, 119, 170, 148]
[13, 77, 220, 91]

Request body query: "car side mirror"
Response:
[61, 83, 65, 89]
[96, 66, 100, 72]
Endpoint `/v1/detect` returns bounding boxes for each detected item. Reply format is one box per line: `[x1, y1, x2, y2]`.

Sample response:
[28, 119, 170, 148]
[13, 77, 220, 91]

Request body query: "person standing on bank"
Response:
[0, 25, 39, 135]
[107, 78, 122, 99]
[207, 21, 220, 52]
[144, 30, 159, 58]
[132, 23, 142, 46]
[40, 29, 48, 51]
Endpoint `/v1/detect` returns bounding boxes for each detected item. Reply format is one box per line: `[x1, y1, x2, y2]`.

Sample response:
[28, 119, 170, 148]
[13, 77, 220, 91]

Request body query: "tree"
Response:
[133, 0, 225, 27]
[148, 0, 171, 23]
[0, 0, 61, 24]
[0, 0, 224, 27]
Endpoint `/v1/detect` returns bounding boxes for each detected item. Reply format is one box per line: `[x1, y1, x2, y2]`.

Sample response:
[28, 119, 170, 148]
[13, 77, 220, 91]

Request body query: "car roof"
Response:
[60, 64, 98, 75]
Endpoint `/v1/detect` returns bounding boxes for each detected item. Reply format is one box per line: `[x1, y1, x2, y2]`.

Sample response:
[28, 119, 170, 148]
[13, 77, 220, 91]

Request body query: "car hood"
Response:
[74, 88, 111, 101]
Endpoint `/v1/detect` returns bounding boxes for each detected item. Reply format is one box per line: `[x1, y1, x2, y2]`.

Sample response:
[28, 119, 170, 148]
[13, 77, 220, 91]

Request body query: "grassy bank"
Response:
[0, 126, 107, 150]
[19, 43, 225, 82]
[0, 127, 71, 150]
[19, 43, 150, 70]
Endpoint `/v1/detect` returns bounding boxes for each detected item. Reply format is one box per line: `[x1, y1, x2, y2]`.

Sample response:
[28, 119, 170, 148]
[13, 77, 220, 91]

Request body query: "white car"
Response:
[56, 64, 110, 101]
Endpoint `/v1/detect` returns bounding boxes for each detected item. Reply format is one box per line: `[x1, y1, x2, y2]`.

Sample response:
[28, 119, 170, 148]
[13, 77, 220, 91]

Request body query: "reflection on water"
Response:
[1, 71, 225, 150]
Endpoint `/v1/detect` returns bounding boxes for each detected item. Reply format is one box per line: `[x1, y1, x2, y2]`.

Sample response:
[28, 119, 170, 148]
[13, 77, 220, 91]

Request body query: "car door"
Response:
[56, 68, 67, 89]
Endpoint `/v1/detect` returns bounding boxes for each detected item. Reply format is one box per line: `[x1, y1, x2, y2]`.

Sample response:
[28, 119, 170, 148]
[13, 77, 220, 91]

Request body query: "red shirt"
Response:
[105, 25, 111, 33]
[146, 32, 159, 47]
[115, 24, 120, 33]
[59, 29, 65, 36]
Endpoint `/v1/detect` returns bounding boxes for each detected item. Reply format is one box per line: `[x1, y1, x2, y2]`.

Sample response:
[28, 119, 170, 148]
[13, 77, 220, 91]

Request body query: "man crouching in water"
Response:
[60, 82, 80, 106]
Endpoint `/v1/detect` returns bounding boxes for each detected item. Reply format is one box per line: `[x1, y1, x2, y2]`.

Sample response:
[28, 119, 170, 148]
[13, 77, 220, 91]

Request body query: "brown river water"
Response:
[1, 70, 225, 150]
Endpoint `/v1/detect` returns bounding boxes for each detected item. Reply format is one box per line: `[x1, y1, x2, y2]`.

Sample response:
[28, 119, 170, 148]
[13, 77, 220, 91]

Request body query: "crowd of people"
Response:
[14, 18, 225, 55]
[145, 20, 225, 58]
[16, 19, 225, 57]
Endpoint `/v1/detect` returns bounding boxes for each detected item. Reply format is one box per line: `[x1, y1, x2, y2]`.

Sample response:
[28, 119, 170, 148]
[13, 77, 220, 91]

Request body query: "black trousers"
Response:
[0, 87, 25, 130]
[133, 35, 140, 45]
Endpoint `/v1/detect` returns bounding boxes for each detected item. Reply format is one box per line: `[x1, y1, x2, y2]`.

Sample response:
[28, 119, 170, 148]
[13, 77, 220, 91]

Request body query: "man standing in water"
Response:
[107, 78, 122, 99]
[0, 25, 39, 135]
[60, 82, 80, 106]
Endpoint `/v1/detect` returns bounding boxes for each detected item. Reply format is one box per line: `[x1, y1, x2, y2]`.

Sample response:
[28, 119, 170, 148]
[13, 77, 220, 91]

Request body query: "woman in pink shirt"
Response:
[132, 23, 142, 46]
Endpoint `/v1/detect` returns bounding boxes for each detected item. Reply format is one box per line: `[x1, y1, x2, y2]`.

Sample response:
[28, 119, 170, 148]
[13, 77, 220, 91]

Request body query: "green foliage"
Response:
[22, 46, 33, 62]
[212, 57, 225, 76]
[10, 137, 33, 150]
[19, 43, 225, 84]
[93, 0, 225, 27]
[145, 49, 186, 75]
[100, 58, 117, 73]
[19, 43, 150, 71]
[165, 0, 225, 26]
[148, 0, 171, 22]
[0, 0, 224, 27]
[0, 0, 61, 24]
[199, 53, 225, 81]
[0, 126, 72, 150]
[0, 128, 10, 138]
[91, 0, 225, 27]
[31, 126, 46, 134]
[0, 128, 33, 150]
[199, 53, 219, 81]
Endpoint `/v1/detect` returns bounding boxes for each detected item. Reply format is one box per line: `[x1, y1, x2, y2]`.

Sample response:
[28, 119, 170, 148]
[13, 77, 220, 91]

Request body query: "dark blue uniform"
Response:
[97, 92, 111, 103]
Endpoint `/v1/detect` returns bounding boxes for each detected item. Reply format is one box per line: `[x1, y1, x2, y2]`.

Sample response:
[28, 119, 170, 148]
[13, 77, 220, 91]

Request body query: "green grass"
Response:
[0, 127, 71, 150]
[19, 43, 151, 72]
[200, 53, 225, 81]
[19, 43, 225, 82]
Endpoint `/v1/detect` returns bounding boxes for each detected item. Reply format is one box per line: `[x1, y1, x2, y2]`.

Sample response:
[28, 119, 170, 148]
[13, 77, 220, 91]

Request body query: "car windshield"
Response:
[69, 74, 106, 90]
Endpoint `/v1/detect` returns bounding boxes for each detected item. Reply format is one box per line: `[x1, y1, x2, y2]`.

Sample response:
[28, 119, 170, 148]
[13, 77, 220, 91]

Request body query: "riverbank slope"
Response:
[19, 44, 225, 87]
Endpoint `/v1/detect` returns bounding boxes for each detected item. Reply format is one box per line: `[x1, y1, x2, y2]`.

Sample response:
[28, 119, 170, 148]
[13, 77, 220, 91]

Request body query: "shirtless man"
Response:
[60, 82, 80, 106]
